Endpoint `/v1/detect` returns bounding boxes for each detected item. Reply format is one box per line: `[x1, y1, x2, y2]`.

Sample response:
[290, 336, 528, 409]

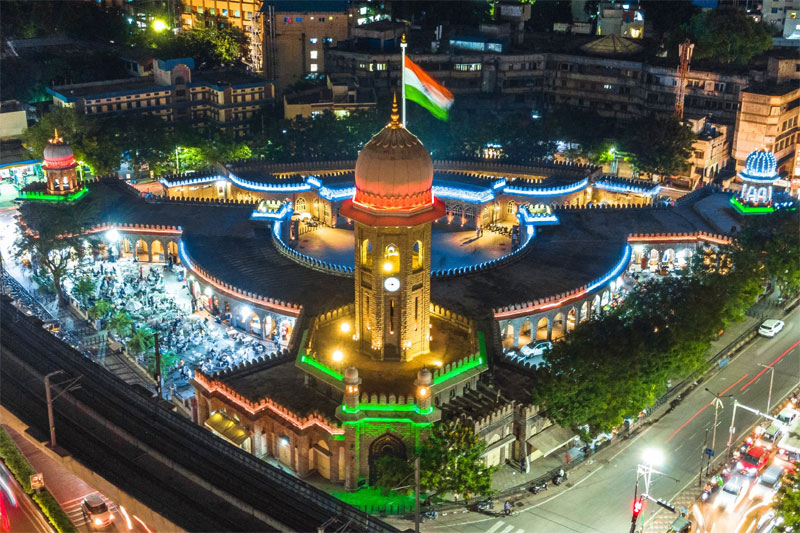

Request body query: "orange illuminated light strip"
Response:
[196, 375, 345, 435]
[494, 289, 587, 320]
[84, 224, 183, 236]
[627, 233, 731, 246]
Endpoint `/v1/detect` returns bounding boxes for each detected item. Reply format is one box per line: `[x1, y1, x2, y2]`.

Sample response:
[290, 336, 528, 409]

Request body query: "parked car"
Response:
[777, 407, 799, 425]
[750, 464, 784, 501]
[738, 445, 771, 476]
[520, 340, 553, 358]
[759, 319, 785, 338]
[758, 423, 784, 448]
[81, 494, 114, 529]
[715, 479, 747, 512]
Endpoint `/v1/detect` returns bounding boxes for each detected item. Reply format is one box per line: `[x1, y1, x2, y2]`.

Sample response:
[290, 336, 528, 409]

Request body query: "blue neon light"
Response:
[160, 175, 223, 187]
[433, 184, 494, 203]
[305, 175, 322, 187]
[318, 186, 356, 201]
[178, 240, 193, 269]
[594, 181, 660, 196]
[227, 172, 312, 193]
[251, 202, 293, 220]
[492, 178, 507, 190]
[505, 178, 589, 197]
[585, 245, 631, 293]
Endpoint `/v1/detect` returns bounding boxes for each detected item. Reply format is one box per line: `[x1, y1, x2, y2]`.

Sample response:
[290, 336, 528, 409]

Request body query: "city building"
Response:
[261, 1, 355, 93]
[0, 100, 27, 139]
[763, 0, 800, 28]
[783, 9, 800, 39]
[732, 59, 800, 192]
[47, 58, 272, 137]
[596, 2, 644, 39]
[283, 74, 376, 119]
[41, 131, 80, 196]
[672, 117, 732, 190]
[179, 0, 263, 70]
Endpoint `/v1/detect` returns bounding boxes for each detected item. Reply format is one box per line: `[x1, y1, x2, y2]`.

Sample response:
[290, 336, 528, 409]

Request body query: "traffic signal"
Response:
[632, 497, 644, 519]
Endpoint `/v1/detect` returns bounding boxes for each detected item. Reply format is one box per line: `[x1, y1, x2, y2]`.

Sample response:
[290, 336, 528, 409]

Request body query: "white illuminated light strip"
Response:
[594, 181, 661, 196]
[159, 175, 222, 187]
[227, 172, 311, 193]
[250, 203, 293, 220]
[305, 175, 322, 187]
[505, 178, 589, 197]
[318, 186, 356, 201]
[433, 185, 494, 203]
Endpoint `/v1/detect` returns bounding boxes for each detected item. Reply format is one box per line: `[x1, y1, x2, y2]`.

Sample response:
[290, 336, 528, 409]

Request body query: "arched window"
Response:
[295, 197, 307, 212]
[175, 76, 185, 85]
[383, 244, 400, 273]
[507, 201, 516, 214]
[361, 239, 373, 268]
[412, 240, 423, 270]
[452, 205, 462, 217]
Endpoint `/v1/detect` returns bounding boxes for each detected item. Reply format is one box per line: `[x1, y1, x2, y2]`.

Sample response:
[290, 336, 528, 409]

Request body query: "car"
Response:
[519, 340, 553, 358]
[758, 423, 784, 448]
[759, 319, 785, 338]
[715, 479, 746, 512]
[777, 407, 799, 425]
[750, 464, 784, 501]
[739, 445, 771, 476]
[81, 494, 114, 529]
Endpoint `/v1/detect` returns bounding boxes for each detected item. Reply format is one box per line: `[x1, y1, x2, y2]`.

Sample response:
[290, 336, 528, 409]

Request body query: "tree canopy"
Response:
[621, 114, 696, 178]
[682, 8, 773, 65]
[776, 472, 800, 530]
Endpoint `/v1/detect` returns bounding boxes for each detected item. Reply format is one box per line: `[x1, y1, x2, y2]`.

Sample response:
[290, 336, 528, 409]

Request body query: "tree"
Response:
[621, 114, 696, 178]
[683, 8, 772, 65]
[72, 275, 96, 307]
[109, 311, 134, 337]
[88, 299, 112, 321]
[14, 203, 94, 306]
[776, 472, 800, 530]
[419, 421, 497, 498]
[736, 211, 800, 297]
[126, 327, 155, 355]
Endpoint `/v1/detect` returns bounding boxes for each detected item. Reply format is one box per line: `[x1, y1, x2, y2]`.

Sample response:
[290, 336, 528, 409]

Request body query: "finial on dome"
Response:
[401, 33, 407, 44]
[51, 129, 63, 144]
[390, 92, 401, 129]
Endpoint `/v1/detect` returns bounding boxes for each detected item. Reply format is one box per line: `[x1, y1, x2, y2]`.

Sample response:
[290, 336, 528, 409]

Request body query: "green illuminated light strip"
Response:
[343, 418, 433, 427]
[18, 187, 89, 203]
[730, 196, 775, 215]
[300, 355, 344, 380]
[341, 404, 434, 415]
[433, 355, 486, 385]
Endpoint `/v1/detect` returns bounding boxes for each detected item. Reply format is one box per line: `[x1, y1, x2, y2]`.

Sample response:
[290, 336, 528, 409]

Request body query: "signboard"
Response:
[704, 448, 715, 457]
[30, 473, 44, 490]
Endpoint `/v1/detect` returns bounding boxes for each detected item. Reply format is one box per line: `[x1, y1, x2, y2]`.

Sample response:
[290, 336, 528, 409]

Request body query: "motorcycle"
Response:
[421, 510, 437, 521]
[553, 469, 568, 486]
[530, 482, 548, 494]
[475, 498, 494, 513]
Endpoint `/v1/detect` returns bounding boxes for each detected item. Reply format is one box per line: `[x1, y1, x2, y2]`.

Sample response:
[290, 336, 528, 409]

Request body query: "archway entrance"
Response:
[368, 433, 406, 485]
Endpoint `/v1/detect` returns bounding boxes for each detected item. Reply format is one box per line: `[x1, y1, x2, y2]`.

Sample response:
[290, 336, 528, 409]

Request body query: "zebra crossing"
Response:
[485, 520, 527, 533]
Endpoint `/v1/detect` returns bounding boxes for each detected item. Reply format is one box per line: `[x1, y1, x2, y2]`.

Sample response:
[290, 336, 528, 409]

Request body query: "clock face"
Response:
[384, 277, 400, 292]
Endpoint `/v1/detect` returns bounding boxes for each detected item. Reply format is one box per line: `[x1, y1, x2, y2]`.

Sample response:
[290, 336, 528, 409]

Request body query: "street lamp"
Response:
[758, 363, 775, 413]
[630, 448, 665, 533]
[152, 19, 168, 32]
[703, 388, 732, 477]
[44, 370, 81, 449]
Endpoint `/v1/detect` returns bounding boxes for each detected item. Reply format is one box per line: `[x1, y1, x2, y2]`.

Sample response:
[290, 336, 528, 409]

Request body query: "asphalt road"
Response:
[427, 307, 799, 533]
[0, 460, 52, 533]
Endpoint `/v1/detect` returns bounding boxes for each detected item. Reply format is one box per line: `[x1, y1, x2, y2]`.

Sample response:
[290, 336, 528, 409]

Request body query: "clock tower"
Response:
[340, 97, 445, 361]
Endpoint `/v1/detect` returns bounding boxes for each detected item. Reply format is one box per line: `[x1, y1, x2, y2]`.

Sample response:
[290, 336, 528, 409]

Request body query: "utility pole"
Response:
[698, 429, 709, 487]
[759, 364, 775, 413]
[414, 456, 420, 533]
[44, 370, 81, 449]
[704, 388, 730, 476]
[154, 332, 163, 400]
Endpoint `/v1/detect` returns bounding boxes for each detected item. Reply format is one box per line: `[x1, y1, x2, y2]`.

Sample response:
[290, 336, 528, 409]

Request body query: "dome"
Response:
[353, 103, 434, 210]
[42, 130, 76, 170]
[341, 97, 446, 226]
[343, 366, 361, 384]
[741, 149, 778, 181]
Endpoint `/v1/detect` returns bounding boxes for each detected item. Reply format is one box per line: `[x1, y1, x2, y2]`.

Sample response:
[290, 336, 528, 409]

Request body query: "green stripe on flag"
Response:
[406, 84, 449, 121]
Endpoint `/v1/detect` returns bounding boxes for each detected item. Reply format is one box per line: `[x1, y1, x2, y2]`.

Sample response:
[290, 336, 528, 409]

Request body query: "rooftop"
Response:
[48, 78, 164, 100]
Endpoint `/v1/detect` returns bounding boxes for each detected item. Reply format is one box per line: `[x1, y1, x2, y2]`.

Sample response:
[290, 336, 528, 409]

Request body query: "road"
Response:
[0, 461, 52, 533]
[428, 307, 799, 533]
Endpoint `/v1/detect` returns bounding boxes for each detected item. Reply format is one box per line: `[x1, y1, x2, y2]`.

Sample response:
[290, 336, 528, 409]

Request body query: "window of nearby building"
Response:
[246, 11, 252, 19]
[310, 63, 318, 72]
[197, 6, 203, 14]
[222, 9, 228, 16]
[234, 10, 240, 17]
[284, 16, 291, 22]
[209, 8, 215, 15]
[454, 63, 481, 71]
[310, 37, 318, 43]
[183, 4, 190, 13]
[603, 84, 612, 90]
[310, 50, 318, 59]
[296, 17, 302, 22]
[324, 37, 333, 43]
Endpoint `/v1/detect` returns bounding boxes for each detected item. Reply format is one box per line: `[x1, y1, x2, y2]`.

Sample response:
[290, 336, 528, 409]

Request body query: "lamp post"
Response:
[630, 448, 664, 533]
[758, 363, 775, 413]
[44, 370, 81, 449]
[704, 388, 732, 476]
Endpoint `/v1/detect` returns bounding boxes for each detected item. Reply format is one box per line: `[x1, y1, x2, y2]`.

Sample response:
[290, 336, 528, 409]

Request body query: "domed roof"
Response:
[740, 149, 778, 181]
[42, 130, 76, 170]
[341, 97, 446, 226]
[353, 99, 434, 210]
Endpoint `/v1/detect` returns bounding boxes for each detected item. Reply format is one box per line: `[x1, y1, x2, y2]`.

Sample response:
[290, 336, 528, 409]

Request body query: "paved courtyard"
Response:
[295, 226, 513, 271]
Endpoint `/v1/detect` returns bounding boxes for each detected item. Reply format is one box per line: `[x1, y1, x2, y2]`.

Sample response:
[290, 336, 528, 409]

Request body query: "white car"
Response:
[519, 340, 553, 358]
[82, 493, 114, 529]
[759, 320, 785, 338]
[750, 465, 783, 501]
[715, 479, 746, 512]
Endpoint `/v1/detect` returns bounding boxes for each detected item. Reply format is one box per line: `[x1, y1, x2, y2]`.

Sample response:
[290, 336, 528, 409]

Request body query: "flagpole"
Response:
[400, 33, 407, 128]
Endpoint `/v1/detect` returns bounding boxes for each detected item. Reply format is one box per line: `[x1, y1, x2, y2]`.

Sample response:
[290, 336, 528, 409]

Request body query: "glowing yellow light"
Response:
[340, 322, 351, 333]
[432, 360, 442, 367]
[332, 349, 344, 362]
[383, 261, 393, 272]
[152, 19, 168, 32]
[418, 386, 429, 398]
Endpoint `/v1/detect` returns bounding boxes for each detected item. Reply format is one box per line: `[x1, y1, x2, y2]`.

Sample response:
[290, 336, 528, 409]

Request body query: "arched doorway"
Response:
[536, 317, 549, 340]
[552, 313, 565, 340]
[566, 308, 577, 332]
[580, 301, 590, 323]
[248, 314, 261, 336]
[151, 240, 165, 262]
[369, 433, 406, 485]
[120, 238, 133, 259]
[167, 241, 179, 263]
[135, 239, 149, 262]
[502, 323, 514, 350]
[519, 320, 533, 347]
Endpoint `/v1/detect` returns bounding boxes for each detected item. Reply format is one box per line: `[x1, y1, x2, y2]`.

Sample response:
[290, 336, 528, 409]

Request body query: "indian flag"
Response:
[404, 56, 454, 121]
